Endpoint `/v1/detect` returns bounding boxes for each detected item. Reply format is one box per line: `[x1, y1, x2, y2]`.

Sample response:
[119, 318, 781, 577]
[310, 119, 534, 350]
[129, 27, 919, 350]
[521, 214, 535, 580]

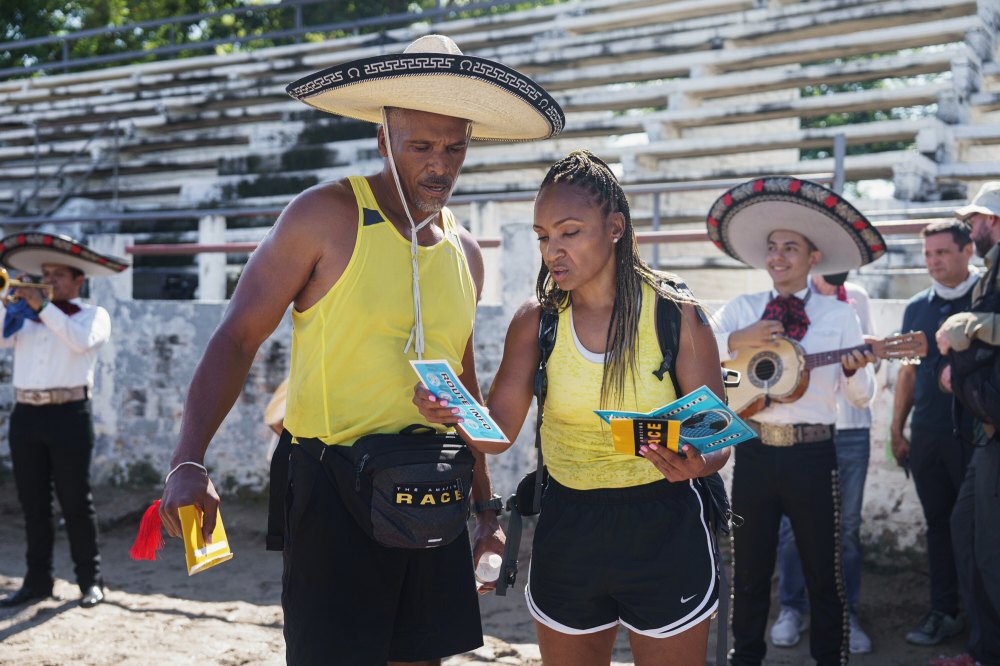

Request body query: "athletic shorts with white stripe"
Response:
[526, 476, 720, 637]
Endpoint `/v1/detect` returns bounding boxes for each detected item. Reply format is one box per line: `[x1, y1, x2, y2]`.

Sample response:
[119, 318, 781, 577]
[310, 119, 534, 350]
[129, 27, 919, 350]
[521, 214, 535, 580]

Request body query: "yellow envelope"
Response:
[178, 505, 234, 575]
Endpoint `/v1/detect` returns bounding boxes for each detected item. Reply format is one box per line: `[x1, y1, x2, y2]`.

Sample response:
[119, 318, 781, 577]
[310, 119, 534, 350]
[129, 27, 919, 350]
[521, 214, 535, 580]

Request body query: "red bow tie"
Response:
[761, 295, 810, 341]
[53, 301, 81, 316]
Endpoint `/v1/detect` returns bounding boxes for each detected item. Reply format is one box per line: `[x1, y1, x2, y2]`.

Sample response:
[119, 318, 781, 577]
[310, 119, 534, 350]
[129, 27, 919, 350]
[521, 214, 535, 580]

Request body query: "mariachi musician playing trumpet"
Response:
[706, 177, 884, 666]
[0, 232, 128, 610]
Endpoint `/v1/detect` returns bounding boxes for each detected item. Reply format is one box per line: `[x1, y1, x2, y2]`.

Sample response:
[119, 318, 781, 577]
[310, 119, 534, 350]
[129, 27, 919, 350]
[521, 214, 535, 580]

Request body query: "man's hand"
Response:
[159, 465, 220, 543]
[939, 363, 953, 394]
[470, 513, 505, 596]
[728, 320, 784, 351]
[890, 427, 910, 467]
[640, 443, 708, 482]
[841, 348, 877, 372]
[936, 327, 952, 356]
[15, 277, 45, 312]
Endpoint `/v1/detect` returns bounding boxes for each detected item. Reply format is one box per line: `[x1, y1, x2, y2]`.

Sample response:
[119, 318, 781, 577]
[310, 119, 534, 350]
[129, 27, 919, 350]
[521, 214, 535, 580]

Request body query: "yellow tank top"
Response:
[540, 282, 677, 489]
[285, 176, 477, 446]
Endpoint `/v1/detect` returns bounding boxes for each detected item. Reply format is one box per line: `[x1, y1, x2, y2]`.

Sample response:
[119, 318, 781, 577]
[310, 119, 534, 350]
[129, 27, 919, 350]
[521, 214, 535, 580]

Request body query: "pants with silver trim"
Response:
[730, 437, 846, 666]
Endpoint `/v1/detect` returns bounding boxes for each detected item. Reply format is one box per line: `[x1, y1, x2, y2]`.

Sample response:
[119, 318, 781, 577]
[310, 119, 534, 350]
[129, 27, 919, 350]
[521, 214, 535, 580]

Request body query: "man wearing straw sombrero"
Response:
[156, 35, 564, 664]
[0, 232, 128, 610]
[706, 178, 881, 666]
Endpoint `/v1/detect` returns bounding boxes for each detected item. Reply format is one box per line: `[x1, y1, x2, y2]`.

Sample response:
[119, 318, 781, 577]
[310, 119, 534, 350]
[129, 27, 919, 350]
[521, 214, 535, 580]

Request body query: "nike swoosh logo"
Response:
[681, 594, 696, 603]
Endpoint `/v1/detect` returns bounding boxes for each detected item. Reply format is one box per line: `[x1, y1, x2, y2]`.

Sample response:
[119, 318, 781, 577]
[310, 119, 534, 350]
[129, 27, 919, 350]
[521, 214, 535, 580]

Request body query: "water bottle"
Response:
[475, 552, 503, 584]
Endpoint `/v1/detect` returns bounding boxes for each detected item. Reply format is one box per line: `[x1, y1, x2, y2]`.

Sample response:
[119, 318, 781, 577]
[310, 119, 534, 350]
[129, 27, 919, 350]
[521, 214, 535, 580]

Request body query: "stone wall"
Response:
[0, 223, 934, 554]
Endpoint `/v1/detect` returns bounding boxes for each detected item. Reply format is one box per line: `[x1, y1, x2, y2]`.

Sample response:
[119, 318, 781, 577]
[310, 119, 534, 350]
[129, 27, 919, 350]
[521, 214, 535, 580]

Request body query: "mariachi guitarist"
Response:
[705, 177, 882, 666]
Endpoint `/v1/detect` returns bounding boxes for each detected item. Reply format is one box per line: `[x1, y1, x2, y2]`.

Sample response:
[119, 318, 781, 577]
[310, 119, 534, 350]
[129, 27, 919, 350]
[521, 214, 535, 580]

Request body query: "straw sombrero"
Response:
[0, 232, 129, 277]
[285, 34, 564, 142]
[705, 177, 885, 273]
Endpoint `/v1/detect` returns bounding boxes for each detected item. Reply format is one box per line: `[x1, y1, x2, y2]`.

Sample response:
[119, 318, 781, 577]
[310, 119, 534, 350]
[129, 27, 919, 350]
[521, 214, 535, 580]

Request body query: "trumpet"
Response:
[0, 267, 54, 305]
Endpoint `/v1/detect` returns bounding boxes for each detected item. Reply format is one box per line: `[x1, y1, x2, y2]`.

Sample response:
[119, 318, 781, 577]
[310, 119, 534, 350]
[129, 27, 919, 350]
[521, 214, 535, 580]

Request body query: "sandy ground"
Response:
[0, 482, 970, 665]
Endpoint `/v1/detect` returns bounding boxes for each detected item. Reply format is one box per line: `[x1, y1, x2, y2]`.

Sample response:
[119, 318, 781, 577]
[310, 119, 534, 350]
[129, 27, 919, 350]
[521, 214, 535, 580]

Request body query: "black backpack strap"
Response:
[497, 307, 557, 596]
[653, 290, 682, 392]
[532, 309, 558, 514]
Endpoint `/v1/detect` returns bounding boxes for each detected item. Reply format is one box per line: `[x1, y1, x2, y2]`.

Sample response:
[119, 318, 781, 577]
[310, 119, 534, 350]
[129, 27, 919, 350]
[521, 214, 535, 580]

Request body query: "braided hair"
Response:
[536, 150, 684, 408]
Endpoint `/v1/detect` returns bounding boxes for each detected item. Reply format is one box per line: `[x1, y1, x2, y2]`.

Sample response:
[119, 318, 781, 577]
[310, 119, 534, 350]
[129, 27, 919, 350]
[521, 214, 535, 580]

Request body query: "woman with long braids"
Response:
[415, 150, 729, 665]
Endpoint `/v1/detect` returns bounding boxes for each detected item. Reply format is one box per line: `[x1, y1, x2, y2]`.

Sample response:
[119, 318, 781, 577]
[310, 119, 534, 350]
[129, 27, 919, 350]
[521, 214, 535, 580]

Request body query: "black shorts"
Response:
[526, 476, 719, 637]
[282, 444, 483, 665]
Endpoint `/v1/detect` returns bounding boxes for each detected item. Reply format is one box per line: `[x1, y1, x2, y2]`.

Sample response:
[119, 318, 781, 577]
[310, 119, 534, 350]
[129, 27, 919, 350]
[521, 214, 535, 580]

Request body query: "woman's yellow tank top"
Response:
[540, 282, 678, 489]
[284, 176, 477, 446]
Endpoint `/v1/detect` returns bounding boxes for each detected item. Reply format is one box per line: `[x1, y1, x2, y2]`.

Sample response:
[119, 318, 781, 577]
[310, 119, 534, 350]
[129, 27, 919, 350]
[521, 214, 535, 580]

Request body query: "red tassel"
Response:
[130, 500, 164, 561]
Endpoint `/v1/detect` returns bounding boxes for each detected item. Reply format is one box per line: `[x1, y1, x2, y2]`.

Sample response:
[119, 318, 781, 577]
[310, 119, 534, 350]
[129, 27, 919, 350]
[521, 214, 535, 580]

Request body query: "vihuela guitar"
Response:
[723, 331, 927, 419]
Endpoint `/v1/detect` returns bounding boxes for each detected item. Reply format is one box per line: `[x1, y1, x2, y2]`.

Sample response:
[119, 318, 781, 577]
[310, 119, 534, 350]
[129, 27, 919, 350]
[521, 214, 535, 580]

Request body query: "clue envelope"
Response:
[179, 504, 234, 576]
[411, 360, 510, 445]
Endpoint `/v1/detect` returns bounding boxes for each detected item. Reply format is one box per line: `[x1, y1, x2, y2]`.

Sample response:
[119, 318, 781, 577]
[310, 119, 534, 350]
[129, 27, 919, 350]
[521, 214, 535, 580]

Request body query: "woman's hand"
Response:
[412, 382, 464, 425]
[640, 443, 708, 482]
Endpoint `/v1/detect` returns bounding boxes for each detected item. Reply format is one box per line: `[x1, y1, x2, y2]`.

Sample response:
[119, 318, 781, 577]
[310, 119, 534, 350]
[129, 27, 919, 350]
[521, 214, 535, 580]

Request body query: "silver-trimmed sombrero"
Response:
[705, 177, 886, 273]
[0, 232, 129, 277]
[285, 34, 564, 142]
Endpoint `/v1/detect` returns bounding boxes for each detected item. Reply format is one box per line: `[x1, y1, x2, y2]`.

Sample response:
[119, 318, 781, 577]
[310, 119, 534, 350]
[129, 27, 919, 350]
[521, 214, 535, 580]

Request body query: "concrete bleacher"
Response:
[0, 0, 998, 236]
[4, 0, 995, 530]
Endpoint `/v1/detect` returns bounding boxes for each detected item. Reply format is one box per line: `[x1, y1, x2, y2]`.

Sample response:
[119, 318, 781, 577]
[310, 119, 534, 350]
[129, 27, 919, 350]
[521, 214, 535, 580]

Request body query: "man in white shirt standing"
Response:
[705, 177, 881, 666]
[0, 232, 128, 609]
[772, 271, 876, 654]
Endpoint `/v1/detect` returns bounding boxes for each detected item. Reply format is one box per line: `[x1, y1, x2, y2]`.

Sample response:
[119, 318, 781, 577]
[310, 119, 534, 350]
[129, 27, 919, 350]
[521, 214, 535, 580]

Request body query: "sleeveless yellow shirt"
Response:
[284, 176, 477, 446]
[540, 282, 678, 489]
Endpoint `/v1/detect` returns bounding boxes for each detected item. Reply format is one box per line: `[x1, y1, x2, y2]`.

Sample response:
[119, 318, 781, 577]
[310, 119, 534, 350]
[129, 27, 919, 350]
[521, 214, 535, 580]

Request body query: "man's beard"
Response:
[415, 198, 444, 214]
[974, 233, 994, 258]
[412, 176, 453, 214]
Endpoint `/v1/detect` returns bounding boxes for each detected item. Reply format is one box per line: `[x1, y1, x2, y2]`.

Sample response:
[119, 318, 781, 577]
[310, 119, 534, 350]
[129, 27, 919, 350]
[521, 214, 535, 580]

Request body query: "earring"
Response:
[613, 237, 619, 243]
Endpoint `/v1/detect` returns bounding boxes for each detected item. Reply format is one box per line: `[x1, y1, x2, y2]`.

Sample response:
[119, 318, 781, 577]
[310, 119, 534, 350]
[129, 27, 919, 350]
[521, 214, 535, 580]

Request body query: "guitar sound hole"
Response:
[755, 359, 776, 381]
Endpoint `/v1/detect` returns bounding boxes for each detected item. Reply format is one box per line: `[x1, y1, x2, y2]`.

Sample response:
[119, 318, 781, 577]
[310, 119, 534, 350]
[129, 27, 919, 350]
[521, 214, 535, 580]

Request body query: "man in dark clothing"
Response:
[934, 182, 1000, 666]
[891, 219, 978, 646]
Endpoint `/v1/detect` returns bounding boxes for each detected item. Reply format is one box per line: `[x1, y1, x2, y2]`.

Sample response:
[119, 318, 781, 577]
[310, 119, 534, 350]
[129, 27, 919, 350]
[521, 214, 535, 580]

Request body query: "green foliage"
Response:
[799, 76, 930, 160]
[2, 1, 563, 75]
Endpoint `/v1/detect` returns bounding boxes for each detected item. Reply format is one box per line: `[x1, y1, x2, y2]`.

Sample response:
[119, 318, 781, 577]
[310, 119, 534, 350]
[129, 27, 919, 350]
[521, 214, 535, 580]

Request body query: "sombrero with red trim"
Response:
[285, 34, 564, 142]
[0, 232, 129, 277]
[705, 177, 885, 273]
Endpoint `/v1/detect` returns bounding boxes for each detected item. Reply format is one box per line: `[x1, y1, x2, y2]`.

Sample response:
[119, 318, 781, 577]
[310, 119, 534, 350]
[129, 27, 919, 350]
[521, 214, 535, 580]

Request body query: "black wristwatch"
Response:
[473, 493, 504, 516]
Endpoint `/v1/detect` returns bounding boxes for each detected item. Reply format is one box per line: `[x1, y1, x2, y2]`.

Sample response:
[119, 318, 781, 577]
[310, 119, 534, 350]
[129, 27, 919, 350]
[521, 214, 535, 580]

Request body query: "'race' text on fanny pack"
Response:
[394, 480, 464, 507]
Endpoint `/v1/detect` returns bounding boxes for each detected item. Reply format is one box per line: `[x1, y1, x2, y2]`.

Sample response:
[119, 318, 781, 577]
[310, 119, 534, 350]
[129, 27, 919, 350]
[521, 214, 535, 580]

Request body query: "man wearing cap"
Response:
[706, 177, 879, 666]
[890, 219, 978, 648]
[0, 233, 128, 610]
[933, 182, 1000, 666]
[157, 35, 564, 664]
[771, 270, 877, 654]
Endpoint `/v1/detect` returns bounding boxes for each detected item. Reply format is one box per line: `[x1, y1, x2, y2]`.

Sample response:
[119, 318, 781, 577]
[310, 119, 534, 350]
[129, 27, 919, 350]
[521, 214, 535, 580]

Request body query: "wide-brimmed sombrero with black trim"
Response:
[285, 34, 564, 142]
[705, 177, 885, 273]
[0, 232, 129, 277]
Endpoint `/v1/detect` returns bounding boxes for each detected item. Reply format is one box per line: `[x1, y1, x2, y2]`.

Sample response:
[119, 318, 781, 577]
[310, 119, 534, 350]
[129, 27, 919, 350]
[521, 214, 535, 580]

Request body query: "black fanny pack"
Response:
[298, 425, 475, 549]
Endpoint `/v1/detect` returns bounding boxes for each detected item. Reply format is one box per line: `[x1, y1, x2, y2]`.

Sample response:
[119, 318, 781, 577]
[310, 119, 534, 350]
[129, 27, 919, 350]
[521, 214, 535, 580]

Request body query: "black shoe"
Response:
[79, 585, 104, 609]
[0, 585, 53, 608]
[906, 610, 964, 645]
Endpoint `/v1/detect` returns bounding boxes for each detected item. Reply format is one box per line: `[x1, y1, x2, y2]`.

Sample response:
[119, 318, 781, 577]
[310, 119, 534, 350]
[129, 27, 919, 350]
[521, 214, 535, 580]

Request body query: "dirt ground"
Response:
[0, 482, 970, 665]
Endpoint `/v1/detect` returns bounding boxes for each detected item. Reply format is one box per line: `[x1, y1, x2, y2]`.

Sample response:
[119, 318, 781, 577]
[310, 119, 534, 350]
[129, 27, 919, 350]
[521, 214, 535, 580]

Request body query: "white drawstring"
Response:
[380, 109, 472, 359]
[382, 108, 437, 359]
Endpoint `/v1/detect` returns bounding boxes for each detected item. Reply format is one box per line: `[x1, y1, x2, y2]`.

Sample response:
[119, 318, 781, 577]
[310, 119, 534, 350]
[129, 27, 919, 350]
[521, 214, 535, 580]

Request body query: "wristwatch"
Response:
[473, 493, 504, 516]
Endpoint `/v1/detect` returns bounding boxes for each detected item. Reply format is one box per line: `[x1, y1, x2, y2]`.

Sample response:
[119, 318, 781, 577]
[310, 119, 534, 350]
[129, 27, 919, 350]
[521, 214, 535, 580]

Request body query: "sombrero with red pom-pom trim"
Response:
[0, 232, 129, 277]
[705, 177, 885, 273]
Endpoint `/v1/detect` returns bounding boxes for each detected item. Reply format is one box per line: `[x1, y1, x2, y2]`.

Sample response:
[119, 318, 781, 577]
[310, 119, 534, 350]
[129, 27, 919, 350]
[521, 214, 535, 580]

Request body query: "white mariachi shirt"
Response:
[711, 287, 875, 427]
[0, 298, 111, 390]
[809, 280, 876, 431]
